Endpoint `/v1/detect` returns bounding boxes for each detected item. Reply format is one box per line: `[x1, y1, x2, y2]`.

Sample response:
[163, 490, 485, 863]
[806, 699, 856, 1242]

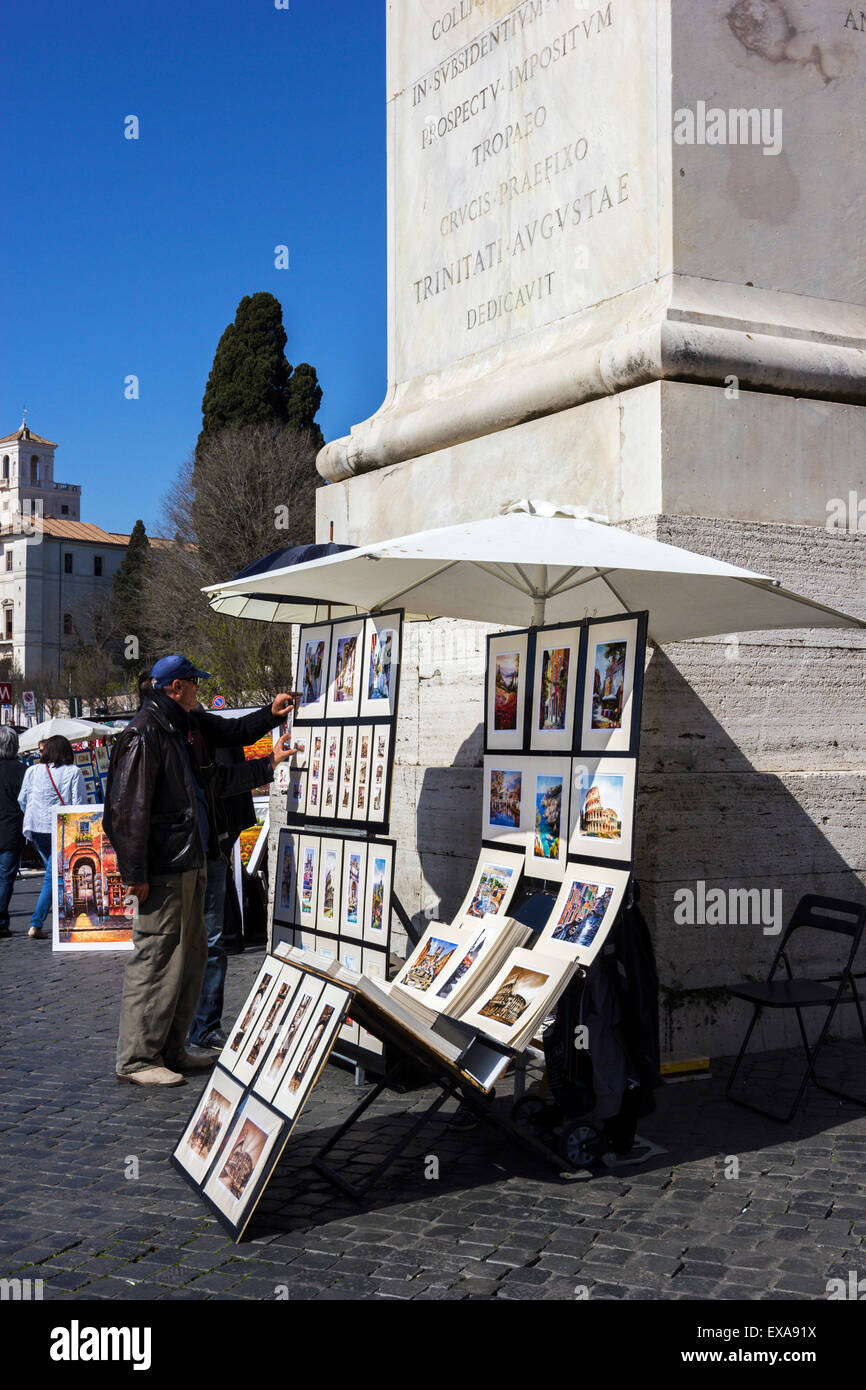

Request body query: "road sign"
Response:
[212, 696, 226, 709]
[0, 683, 10, 705]
[22, 690, 36, 715]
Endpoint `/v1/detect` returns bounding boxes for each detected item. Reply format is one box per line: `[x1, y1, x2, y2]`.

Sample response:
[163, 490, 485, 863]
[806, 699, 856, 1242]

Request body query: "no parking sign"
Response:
[212, 695, 226, 710]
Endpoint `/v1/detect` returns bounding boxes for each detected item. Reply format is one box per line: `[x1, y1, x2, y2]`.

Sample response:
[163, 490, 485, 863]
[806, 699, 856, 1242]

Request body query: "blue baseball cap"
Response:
[150, 654, 212, 688]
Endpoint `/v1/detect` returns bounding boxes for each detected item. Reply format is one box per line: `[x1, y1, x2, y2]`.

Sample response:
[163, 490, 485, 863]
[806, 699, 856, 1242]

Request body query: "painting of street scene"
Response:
[187, 1083, 231, 1161]
[538, 646, 569, 731]
[489, 769, 522, 828]
[333, 633, 358, 703]
[369, 856, 387, 934]
[217, 1117, 268, 1200]
[494, 652, 520, 731]
[54, 809, 133, 947]
[533, 775, 563, 860]
[402, 935, 459, 993]
[552, 878, 615, 948]
[368, 628, 394, 701]
[468, 862, 515, 918]
[591, 640, 627, 730]
[302, 639, 326, 706]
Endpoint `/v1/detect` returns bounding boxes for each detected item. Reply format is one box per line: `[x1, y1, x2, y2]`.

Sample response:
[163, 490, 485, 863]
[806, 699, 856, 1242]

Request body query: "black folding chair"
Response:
[726, 894, 866, 1122]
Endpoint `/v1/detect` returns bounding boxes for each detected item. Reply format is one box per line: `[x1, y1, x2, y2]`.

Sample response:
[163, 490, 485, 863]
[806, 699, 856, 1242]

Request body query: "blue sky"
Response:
[1, 0, 386, 533]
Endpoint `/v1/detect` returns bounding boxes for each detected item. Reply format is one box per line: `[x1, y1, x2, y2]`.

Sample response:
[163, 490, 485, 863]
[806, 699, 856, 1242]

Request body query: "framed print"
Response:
[173, 1066, 245, 1188]
[94, 744, 110, 774]
[316, 837, 343, 936]
[297, 835, 322, 928]
[253, 974, 326, 1104]
[579, 615, 642, 754]
[352, 726, 373, 819]
[273, 829, 300, 926]
[538, 863, 630, 966]
[233, 963, 303, 1088]
[321, 727, 342, 818]
[326, 618, 365, 718]
[367, 724, 391, 826]
[363, 840, 394, 947]
[393, 924, 462, 1002]
[202, 1093, 286, 1239]
[271, 983, 353, 1119]
[338, 943, 362, 1044]
[286, 726, 310, 770]
[284, 768, 307, 817]
[460, 946, 573, 1048]
[337, 726, 358, 822]
[569, 757, 636, 863]
[482, 755, 532, 845]
[303, 725, 326, 817]
[339, 841, 367, 941]
[52, 806, 134, 951]
[529, 625, 581, 752]
[431, 918, 510, 1015]
[360, 611, 402, 719]
[295, 624, 332, 723]
[218, 958, 284, 1074]
[524, 758, 571, 881]
[485, 631, 529, 751]
[314, 934, 338, 967]
[455, 847, 524, 923]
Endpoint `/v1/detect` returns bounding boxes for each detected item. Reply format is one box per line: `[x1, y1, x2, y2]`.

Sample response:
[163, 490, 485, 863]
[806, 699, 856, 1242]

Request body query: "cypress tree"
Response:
[197, 293, 325, 455]
[111, 519, 151, 662]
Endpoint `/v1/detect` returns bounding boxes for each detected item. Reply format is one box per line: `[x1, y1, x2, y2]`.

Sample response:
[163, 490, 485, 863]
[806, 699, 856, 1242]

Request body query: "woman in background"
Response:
[18, 735, 89, 939]
[0, 726, 25, 938]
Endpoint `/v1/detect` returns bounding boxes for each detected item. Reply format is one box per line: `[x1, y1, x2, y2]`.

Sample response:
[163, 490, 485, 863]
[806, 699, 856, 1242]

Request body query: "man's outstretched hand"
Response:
[127, 884, 149, 905]
[271, 692, 302, 717]
[271, 736, 303, 767]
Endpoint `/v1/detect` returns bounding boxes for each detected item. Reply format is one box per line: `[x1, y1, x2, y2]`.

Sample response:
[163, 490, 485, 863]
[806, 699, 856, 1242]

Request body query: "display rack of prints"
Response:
[285, 610, 403, 834]
[272, 828, 394, 950]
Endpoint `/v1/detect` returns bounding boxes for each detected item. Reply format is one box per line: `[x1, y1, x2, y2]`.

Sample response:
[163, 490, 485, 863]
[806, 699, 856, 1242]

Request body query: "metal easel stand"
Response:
[311, 1029, 583, 1202]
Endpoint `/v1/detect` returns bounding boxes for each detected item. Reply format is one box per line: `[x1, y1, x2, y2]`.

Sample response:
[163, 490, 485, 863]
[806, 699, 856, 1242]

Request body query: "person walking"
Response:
[105, 654, 297, 1088]
[0, 726, 26, 938]
[18, 735, 89, 939]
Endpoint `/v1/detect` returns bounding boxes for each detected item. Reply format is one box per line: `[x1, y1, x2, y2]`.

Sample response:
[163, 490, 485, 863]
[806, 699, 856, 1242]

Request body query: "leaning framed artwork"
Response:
[537, 863, 631, 967]
[454, 847, 524, 923]
[201, 1093, 288, 1240]
[51, 807, 134, 952]
[485, 631, 529, 751]
[578, 614, 645, 755]
[173, 1066, 245, 1188]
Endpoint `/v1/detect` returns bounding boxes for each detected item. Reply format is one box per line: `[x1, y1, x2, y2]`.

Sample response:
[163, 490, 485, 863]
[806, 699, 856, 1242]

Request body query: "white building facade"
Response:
[0, 420, 131, 682]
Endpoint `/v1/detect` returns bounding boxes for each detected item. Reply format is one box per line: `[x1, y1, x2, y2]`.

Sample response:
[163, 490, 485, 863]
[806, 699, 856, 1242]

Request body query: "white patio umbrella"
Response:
[18, 718, 119, 754]
[204, 502, 864, 642]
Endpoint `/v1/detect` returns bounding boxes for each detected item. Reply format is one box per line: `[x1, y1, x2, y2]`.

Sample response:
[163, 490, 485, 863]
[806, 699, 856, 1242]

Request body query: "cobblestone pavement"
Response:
[2, 876, 865, 1303]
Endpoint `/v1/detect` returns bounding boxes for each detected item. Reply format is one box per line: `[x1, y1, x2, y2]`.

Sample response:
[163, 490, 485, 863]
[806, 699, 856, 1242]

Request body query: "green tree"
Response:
[197, 293, 325, 453]
[286, 362, 324, 452]
[111, 519, 151, 665]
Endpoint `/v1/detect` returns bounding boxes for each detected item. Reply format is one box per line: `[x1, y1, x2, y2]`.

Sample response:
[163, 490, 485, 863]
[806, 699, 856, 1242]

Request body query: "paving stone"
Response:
[2, 908, 866, 1304]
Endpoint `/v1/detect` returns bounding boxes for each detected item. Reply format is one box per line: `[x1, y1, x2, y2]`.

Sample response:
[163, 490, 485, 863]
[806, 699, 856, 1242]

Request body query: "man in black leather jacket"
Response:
[106, 654, 297, 1087]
